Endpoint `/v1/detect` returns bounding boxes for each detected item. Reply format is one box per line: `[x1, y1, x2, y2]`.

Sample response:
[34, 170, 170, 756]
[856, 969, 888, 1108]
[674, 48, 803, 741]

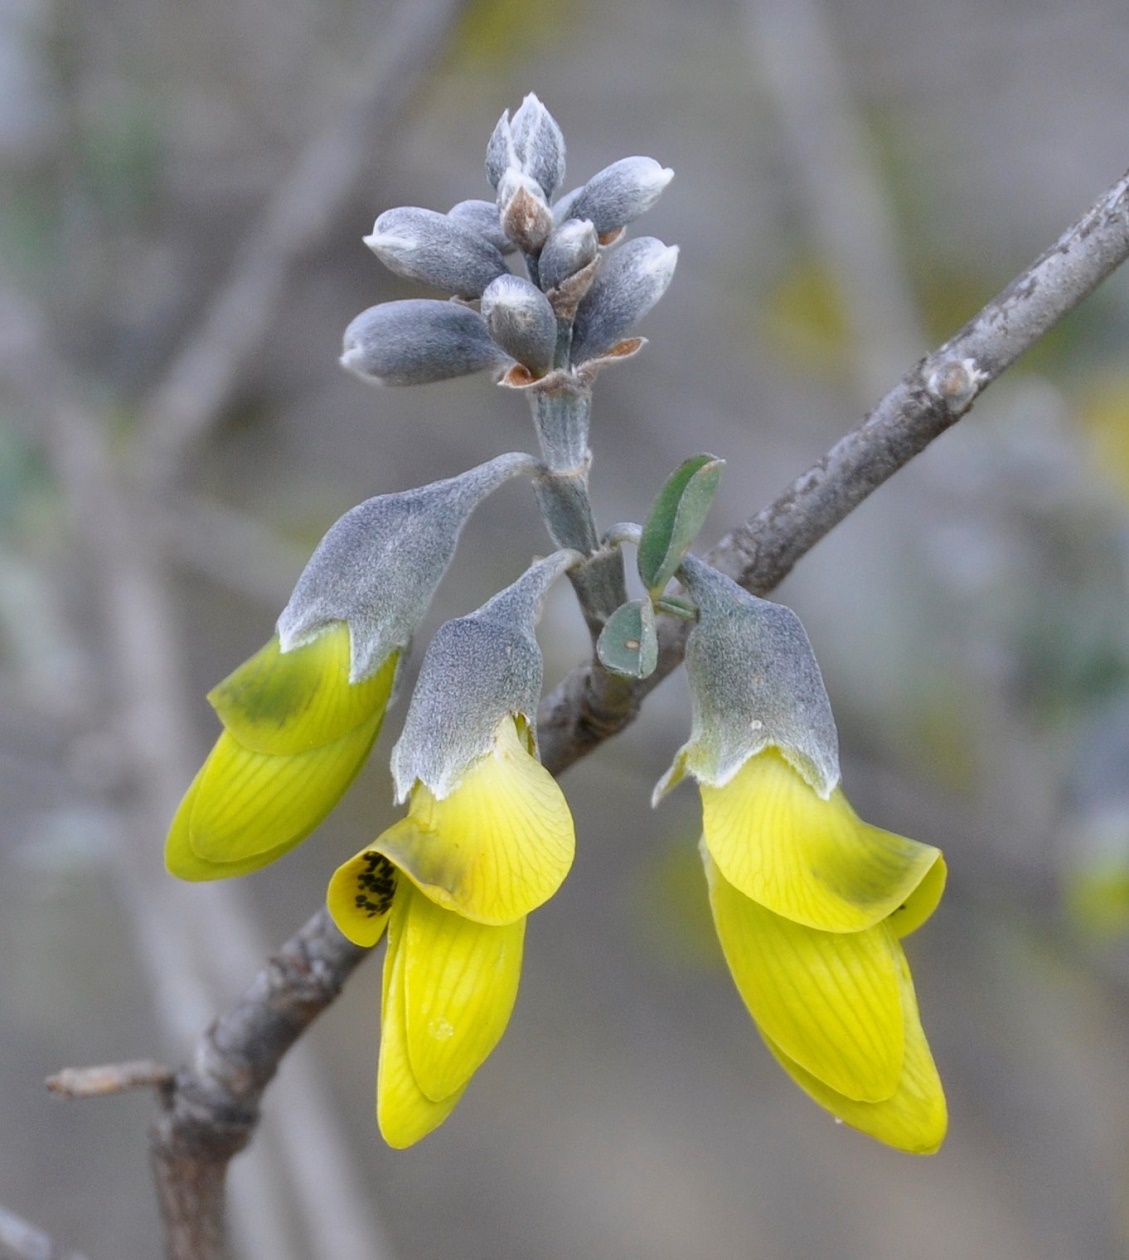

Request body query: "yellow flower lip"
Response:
[761, 943, 948, 1154]
[372, 716, 575, 926]
[700, 748, 942, 933]
[706, 848, 905, 1101]
[165, 627, 397, 880]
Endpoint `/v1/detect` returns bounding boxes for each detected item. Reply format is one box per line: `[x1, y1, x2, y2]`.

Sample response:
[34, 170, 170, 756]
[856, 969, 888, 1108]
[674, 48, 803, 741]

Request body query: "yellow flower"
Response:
[166, 624, 397, 880]
[328, 715, 574, 1146]
[164, 453, 540, 882]
[656, 555, 948, 1152]
[697, 747, 947, 1153]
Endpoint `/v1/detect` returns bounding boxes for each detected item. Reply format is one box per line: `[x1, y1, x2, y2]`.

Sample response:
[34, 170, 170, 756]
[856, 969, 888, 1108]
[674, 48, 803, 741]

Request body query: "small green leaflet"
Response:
[637, 454, 724, 595]
[596, 599, 659, 679]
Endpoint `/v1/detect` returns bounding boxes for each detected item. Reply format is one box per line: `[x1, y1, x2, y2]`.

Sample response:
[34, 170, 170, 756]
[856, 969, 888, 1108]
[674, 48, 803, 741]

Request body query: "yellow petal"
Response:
[165, 771, 296, 880]
[705, 848, 903, 1102]
[183, 710, 384, 864]
[400, 888, 525, 1102]
[701, 748, 941, 931]
[327, 849, 399, 946]
[375, 718, 574, 925]
[378, 891, 466, 1147]
[889, 855, 947, 939]
[208, 629, 396, 755]
[763, 942, 947, 1154]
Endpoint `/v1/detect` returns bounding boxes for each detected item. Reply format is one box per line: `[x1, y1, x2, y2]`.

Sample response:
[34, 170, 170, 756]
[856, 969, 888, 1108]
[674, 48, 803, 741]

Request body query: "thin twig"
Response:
[46, 1061, 174, 1099]
[0, 1206, 89, 1260]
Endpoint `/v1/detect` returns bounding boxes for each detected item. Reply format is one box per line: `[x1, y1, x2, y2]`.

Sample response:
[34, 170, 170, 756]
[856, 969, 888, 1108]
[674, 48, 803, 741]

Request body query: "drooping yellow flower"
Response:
[329, 714, 574, 1146]
[685, 748, 947, 1154]
[165, 453, 538, 881]
[657, 555, 948, 1152]
[166, 625, 397, 880]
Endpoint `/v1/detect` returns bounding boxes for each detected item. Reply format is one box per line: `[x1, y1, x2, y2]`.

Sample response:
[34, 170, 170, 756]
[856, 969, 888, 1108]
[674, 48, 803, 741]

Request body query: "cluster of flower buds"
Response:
[341, 93, 678, 391]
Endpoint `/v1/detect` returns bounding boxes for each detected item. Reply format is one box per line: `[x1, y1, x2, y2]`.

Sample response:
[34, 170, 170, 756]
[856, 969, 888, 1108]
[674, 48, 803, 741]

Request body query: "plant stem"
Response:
[529, 379, 628, 636]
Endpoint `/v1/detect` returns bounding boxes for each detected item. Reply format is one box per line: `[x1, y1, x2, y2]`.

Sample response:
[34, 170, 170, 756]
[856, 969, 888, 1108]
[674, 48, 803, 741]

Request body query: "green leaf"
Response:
[637, 455, 725, 594]
[596, 599, 659, 678]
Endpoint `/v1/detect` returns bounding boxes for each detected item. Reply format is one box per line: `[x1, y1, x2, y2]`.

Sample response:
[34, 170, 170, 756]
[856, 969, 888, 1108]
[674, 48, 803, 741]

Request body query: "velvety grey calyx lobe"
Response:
[391, 549, 581, 800]
[481, 274, 558, 376]
[486, 93, 566, 201]
[674, 555, 840, 797]
[276, 453, 538, 683]
[341, 300, 510, 386]
[539, 219, 598, 293]
[447, 199, 514, 255]
[572, 238, 678, 363]
[364, 206, 508, 297]
[566, 156, 673, 237]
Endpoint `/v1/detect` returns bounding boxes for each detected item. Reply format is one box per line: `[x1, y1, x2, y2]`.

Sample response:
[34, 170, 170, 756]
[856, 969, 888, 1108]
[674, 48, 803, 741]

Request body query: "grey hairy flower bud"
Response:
[571, 237, 678, 363]
[567, 156, 673, 237]
[486, 93, 566, 201]
[509, 93, 566, 201]
[539, 218, 599, 293]
[341, 299, 511, 386]
[391, 549, 580, 799]
[481, 274, 558, 376]
[277, 453, 538, 682]
[447, 199, 515, 255]
[365, 207, 508, 298]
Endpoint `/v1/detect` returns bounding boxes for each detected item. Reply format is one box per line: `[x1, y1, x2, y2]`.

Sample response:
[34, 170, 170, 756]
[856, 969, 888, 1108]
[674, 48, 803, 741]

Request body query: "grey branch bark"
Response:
[147, 159, 1129, 1252]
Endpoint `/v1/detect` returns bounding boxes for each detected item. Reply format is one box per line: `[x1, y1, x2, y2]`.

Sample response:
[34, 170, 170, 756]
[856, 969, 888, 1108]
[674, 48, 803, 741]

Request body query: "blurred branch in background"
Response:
[133, 0, 469, 484]
[742, 0, 926, 398]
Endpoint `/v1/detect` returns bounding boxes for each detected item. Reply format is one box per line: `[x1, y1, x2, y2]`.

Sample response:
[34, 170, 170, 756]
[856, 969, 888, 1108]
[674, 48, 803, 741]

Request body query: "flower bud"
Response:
[391, 549, 580, 801]
[480, 274, 558, 376]
[571, 237, 678, 364]
[486, 93, 566, 202]
[279, 453, 539, 682]
[654, 555, 840, 803]
[497, 170, 553, 254]
[364, 207, 508, 298]
[447, 198, 514, 255]
[509, 92, 566, 201]
[566, 156, 673, 237]
[539, 218, 599, 293]
[341, 299, 511, 386]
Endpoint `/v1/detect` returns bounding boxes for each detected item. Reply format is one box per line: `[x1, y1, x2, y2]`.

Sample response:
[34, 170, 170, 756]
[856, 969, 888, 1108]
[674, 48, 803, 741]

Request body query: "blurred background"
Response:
[4, 0, 1129, 1255]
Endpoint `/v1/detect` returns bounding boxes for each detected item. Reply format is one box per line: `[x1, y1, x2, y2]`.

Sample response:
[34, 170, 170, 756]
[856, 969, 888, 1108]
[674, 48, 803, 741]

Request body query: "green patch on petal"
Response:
[762, 941, 947, 1154]
[889, 855, 947, 939]
[328, 850, 399, 946]
[179, 708, 384, 866]
[704, 849, 903, 1102]
[701, 748, 941, 932]
[403, 887, 524, 1101]
[377, 893, 466, 1148]
[375, 718, 574, 925]
[165, 772, 296, 880]
[209, 629, 396, 756]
